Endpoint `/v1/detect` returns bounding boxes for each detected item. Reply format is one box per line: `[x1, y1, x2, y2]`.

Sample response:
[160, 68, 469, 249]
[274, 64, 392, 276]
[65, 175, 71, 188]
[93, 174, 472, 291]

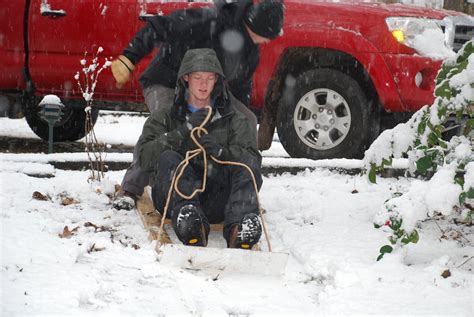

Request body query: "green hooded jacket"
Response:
[136, 48, 260, 173]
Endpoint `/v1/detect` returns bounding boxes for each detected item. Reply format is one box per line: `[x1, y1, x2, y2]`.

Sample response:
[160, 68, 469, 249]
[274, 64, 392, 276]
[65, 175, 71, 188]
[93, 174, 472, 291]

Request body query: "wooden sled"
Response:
[135, 187, 288, 276]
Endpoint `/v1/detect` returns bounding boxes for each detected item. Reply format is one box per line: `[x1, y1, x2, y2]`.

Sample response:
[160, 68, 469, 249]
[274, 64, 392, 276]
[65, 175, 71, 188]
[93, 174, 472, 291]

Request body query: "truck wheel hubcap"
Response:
[293, 88, 351, 151]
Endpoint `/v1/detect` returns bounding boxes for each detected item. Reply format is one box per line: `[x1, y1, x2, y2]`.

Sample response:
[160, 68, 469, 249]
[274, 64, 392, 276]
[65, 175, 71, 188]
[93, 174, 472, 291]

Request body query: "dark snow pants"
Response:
[121, 85, 175, 196]
[121, 84, 258, 197]
[151, 150, 262, 241]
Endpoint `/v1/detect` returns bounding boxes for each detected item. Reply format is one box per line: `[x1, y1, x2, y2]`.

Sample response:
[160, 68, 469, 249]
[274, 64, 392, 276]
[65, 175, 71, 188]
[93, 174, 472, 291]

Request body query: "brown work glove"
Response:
[111, 55, 135, 89]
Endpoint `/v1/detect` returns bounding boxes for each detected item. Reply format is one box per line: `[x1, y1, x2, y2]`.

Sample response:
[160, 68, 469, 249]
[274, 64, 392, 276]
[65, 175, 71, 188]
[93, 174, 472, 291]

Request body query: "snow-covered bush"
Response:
[364, 41, 474, 260]
[75, 47, 112, 181]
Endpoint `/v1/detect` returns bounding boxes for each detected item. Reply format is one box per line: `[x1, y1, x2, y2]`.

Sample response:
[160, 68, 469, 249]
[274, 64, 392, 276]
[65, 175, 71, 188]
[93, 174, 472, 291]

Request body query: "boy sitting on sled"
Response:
[136, 48, 262, 249]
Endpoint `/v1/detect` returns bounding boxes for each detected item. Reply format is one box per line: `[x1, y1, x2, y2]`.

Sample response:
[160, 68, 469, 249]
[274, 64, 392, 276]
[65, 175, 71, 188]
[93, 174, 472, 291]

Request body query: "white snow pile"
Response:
[465, 161, 474, 196]
[374, 162, 466, 230]
[1, 168, 473, 315]
[38, 94, 64, 107]
[40, 0, 66, 16]
[363, 108, 425, 169]
[0, 161, 55, 176]
[412, 27, 456, 60]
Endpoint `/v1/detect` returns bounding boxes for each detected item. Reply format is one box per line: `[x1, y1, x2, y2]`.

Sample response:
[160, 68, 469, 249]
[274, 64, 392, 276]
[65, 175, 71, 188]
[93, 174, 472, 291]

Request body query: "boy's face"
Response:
[183, 72, 218, 106]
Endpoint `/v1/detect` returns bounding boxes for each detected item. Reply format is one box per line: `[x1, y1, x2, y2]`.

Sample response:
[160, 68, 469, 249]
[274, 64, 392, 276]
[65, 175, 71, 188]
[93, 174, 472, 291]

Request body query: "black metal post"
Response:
[48, 120, 54, 154]
[39, 96, 65, 154]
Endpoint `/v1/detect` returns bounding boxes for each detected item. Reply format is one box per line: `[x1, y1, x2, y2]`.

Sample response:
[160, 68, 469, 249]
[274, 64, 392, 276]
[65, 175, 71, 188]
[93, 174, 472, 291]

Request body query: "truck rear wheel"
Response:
[24, 98, 99, 142]
[277, 68, 374, 159]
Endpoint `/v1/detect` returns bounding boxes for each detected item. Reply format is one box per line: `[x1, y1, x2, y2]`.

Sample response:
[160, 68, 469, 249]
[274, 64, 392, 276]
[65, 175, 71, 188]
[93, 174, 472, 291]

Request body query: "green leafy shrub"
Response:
[364, 41, 473, 260]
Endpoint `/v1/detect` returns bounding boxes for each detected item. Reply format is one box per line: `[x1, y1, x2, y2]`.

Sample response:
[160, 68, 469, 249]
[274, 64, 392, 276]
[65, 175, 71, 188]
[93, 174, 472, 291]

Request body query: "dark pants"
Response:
[121, 85, 175, 196]
[151, 150, 262, 241]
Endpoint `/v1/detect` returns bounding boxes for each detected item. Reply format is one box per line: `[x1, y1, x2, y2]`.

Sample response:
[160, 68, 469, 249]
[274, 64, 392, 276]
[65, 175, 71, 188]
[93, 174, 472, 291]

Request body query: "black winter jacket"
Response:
[123, 1, 259, 106]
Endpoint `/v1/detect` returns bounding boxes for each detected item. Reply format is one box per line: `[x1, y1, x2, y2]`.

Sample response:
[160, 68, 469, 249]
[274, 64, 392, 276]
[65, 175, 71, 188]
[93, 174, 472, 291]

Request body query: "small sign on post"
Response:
[39, 95, 65, 154]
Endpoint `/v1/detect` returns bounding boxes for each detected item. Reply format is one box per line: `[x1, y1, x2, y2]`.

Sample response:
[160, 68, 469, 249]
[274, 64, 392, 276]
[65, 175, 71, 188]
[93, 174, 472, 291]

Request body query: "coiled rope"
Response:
[157, 106, 272, 251]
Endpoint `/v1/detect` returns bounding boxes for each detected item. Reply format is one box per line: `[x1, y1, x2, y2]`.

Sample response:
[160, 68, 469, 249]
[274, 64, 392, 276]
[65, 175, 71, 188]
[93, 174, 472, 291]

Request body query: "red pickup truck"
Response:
[1, 0, 473, 159]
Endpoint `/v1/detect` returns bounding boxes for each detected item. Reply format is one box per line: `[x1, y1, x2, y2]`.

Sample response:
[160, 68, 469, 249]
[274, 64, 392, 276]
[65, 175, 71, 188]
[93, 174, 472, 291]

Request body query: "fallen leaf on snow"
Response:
[61, 197, 80, 206]
[58, 226, 79, 238]
[441, 269, 451, 278]
[32, 191, 48, 201]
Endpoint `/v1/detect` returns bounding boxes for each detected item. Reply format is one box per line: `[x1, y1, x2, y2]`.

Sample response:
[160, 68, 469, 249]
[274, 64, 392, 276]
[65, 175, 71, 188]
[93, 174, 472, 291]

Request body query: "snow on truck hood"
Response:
[285, 0, 465, 20]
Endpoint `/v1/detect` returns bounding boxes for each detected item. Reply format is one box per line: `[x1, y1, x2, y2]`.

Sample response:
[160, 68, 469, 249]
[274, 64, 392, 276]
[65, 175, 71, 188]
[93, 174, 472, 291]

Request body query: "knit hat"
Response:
[244, 1, 284, 39]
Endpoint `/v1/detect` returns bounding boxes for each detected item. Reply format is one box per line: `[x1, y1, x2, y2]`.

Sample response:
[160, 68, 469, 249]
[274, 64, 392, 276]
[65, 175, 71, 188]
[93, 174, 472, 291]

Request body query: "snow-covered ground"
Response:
[1, 114, 473, 315]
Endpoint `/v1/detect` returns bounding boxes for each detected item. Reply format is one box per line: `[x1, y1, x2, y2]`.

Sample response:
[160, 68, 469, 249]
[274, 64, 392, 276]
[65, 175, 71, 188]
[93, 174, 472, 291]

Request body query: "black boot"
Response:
[228, 213, 262, 249]
[172, 204, 209, 247]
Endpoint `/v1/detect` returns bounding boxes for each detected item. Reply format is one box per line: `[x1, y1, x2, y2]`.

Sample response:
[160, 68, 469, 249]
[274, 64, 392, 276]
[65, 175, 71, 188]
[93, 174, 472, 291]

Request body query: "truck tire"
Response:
[24, 100, 99, 142]
[277, 68, 373, 159]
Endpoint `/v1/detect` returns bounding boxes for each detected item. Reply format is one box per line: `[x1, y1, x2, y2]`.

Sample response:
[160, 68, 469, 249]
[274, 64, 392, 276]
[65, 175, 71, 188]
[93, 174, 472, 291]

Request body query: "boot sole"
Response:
[235, 215, 262, 249]
[175, 206, 207, 247]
